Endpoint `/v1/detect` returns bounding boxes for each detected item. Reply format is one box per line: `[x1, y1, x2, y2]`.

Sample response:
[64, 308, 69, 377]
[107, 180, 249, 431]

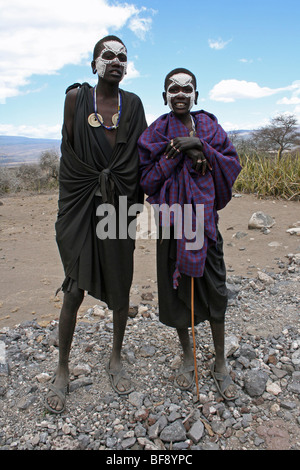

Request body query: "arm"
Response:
[138, 120, 187, 196]
[63, 88, 78, 148]
[200, 127, 242, 210]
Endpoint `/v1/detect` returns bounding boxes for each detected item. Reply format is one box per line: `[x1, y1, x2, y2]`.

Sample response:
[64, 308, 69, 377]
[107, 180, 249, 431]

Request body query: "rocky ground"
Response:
[0, 252, 299, 451]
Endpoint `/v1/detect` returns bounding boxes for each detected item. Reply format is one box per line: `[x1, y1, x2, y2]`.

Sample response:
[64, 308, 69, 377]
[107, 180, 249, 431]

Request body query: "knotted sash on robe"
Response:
[138, 110, 241, 288]
[56, 83, 147, 282]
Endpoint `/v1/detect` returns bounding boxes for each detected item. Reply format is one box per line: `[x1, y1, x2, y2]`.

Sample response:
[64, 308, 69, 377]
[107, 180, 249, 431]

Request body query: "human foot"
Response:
[106, 361, 133, 395]
[175, 360, 195, 390]
[210, 362, 238, 400]
[45, 374, 69, 414]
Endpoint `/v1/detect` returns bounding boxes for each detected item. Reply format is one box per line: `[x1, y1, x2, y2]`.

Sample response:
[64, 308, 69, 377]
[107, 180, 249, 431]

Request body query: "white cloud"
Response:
[123, 61, 141, 81]
[275, 81, 300, 122]
[277, 81, 300, 105]
[0, 123, 61, 139]
[129, 16, 153, 40]
[1, 105, 159, 138]
[293, 105, 300, 122]
[209, 79, 296, 102]
[0, 0, 153, 103]
[277, 96, 300, 105]
[208, 38, 232, 50]
[239, 58, 253, 64]
[221, 118, 269, 132]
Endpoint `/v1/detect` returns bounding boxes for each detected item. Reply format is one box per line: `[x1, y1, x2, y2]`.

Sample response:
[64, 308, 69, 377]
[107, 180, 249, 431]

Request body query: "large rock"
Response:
[248, 211, 275, 230]
[187, 420, 204, 443]
[159, 420, 186, 443]
[244, 369, 268, 397]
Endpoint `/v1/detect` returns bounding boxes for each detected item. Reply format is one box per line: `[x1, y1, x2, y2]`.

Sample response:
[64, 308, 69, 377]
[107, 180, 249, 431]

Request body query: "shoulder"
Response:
[65, 82, 91, 99]
[193, 110, 227, 138]
[120, 89, 143, 107]
[193, 110, 230, 145]
[64, 83, 92, 111]
[65, 82, 92, 94]
[139, 113, 170, 143]
[65, 87, 78, 105]
[193, 110, 219, 126]
[148, 113, 170, 130]
[147, 113, 171, 137]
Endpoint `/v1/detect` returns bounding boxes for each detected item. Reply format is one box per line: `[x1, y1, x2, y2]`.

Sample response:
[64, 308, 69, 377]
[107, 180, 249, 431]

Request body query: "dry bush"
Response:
[0, 167, 20, 195]
[0, 150, 60, 195]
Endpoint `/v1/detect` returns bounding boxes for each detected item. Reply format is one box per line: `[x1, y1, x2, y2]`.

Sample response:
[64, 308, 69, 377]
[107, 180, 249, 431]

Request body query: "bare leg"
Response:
[175, 328, 195, 388]
[46, 281, 84, 412]
[107, 301, 132, 393]
[210, 320, 226, 371]
[210, 320, 237, 398]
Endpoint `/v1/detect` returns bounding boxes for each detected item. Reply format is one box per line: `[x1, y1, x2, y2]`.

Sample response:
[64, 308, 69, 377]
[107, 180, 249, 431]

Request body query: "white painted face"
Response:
[95, 40, 127, 79]
[166, 73, 196, 111]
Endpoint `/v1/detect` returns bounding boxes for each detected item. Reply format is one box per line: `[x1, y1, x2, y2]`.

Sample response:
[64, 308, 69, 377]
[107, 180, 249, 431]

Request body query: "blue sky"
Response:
[0, 0, 299, 139]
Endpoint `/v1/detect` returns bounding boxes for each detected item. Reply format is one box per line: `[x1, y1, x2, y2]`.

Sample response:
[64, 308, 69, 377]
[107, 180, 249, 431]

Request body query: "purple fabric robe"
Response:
[138, 110, 241, 288]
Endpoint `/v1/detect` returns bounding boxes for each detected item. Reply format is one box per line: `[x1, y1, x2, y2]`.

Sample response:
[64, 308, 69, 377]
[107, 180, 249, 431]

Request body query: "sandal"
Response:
[44, 376, 69, 414]
[174, 363, 195, 391]
[210, 362, 238, 400]
[105, 363, 134, 395]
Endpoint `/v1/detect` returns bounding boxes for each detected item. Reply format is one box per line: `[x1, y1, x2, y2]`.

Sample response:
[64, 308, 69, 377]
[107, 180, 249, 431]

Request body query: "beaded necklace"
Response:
[88, 86, 122, 130]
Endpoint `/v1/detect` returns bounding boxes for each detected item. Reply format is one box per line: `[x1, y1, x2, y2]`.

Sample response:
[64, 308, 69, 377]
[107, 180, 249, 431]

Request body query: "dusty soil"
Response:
[0, 191, 299, 329]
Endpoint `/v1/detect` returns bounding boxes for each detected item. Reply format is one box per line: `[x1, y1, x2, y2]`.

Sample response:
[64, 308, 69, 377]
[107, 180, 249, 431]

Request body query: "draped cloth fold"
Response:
[98, 168, 115, 204]
[55, 83, 147, 307]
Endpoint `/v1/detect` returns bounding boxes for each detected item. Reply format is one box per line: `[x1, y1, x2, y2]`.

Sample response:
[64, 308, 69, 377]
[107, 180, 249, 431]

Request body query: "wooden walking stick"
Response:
[191, 277, 200, 401]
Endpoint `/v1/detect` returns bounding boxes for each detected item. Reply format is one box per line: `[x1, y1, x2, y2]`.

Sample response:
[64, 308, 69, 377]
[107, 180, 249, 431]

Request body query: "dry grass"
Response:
[234, 151, 300, 200]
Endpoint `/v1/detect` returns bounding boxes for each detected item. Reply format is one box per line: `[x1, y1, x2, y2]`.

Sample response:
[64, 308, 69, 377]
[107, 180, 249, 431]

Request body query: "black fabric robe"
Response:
[55, 83, 147, 308]
[156, 228, 228, 329]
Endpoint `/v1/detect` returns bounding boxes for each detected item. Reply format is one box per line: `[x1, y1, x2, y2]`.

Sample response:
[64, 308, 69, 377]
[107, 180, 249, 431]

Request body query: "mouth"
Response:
[173, 102, 188, 110]
[110, 69, 122, 76]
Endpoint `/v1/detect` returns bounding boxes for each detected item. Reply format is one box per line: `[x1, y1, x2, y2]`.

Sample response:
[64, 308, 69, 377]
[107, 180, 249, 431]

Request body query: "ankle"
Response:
[214, 357, 227, 371]
[182, 349, 194, 364]
[109, 354, 122, 369]
[55, 365, 69, 380]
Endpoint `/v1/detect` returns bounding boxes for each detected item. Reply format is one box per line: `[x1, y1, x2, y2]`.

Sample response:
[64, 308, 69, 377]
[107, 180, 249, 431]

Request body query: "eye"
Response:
[183, 86, 193, 93]
[168, 85, 180, 94]
[117, 53, 127, 63]
[101, 51, 116, 60]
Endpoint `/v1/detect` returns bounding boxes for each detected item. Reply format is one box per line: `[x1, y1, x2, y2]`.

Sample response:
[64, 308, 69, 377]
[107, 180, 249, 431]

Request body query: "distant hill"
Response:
[0, 130, 254, 168]
[228, 129, 253, 138]
[0, 135, 61, 167]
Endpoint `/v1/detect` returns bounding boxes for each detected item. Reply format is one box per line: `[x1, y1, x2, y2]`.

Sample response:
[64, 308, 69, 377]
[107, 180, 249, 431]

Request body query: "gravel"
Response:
[0, 253, 299, 451]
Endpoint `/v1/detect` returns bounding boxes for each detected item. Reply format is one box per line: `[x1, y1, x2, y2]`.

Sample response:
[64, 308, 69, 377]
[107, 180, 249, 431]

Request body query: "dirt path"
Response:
[0, 191, 299, 328]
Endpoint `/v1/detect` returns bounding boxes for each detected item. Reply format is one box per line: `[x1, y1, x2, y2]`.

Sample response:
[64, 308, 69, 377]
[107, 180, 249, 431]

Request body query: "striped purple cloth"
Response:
[138, 110, 241, 287]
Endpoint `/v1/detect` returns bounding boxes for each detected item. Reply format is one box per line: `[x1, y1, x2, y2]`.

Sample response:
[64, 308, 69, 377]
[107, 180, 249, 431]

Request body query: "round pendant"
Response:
[88, 113, 103, 127]
[112, 113, 119, 127]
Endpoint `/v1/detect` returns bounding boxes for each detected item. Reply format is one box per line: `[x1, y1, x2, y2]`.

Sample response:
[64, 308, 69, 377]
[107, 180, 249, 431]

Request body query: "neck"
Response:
[174, 111, 191, 126]
[96, 77, 119, 98]
[173, 111, 195, 134]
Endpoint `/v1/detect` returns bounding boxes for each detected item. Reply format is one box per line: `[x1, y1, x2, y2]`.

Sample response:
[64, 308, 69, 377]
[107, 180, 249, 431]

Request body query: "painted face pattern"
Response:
[166, 73, 196, 111]
[95, 40, 127, 79]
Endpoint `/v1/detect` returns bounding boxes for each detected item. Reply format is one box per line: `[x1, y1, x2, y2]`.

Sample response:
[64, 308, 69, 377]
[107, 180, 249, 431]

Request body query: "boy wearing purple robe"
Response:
[138, 68, 241, 399]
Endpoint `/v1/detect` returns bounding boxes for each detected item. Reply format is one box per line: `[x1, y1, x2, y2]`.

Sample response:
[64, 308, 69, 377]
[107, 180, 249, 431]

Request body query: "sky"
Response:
[0, 0, 299, 140]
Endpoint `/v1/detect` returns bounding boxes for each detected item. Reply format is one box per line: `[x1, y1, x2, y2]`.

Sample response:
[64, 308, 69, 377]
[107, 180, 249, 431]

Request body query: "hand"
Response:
[164, 136, 202, 159]
[185, 148, 212, 175]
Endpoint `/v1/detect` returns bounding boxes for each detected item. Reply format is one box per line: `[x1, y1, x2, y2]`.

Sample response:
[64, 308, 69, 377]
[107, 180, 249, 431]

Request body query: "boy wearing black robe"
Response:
[45, 36, 147, 414]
